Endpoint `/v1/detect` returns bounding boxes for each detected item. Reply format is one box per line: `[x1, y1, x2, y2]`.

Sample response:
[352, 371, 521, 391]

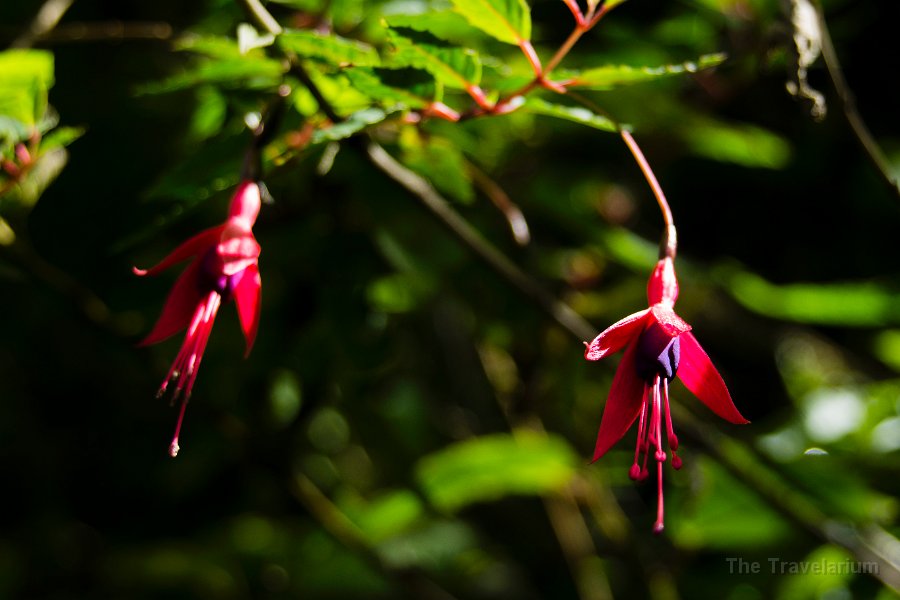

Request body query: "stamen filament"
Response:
[630, 386, 649, 479]
[653, 459, 665, 534]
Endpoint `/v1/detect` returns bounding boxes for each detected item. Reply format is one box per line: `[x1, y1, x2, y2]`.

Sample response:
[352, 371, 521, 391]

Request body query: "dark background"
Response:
[2, 0, 900, 598]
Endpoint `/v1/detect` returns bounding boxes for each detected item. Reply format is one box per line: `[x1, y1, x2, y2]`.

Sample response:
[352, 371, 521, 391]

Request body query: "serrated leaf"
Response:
[384, 11, 480, 41]
[311, 107, 388, 144]
[523, 97, 619, 133]
[386, 27, 481, 90]
[344, 68, 434, 109]
[279, 29, 381, 67]
[416, 432, 577, 512]
[448, 0, 531, 44]
[566, 53, 726, 90]
[0, 49, 54, 127]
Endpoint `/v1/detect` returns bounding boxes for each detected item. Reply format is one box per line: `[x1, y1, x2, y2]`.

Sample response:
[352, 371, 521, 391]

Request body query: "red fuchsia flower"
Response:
[134, 181, 262, 457]
[584, 256, 748, 533]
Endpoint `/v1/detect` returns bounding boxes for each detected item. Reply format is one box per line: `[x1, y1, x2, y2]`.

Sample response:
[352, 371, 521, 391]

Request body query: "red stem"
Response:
[620, 130, 677, 259]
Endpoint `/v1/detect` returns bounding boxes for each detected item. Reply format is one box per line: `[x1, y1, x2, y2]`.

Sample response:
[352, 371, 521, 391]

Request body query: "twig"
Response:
[237, 0, 900, 591]
[33, 21, 173, 43]
[10, 0, 75, 48]
[813, 1, 900, 199]
[366, 141, 596, 343]
[237, 0, 283, 36]
[291, 473, 462, 600]
[466, 161, 531, 246]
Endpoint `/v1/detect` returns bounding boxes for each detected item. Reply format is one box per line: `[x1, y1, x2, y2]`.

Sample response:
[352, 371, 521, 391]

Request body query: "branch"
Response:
[813, 1, 900, 200]
[366, 141, 595, 342]
[32, 21, 173, 43]
[291, 473, 462, 600]
[10, 0, 74, 48]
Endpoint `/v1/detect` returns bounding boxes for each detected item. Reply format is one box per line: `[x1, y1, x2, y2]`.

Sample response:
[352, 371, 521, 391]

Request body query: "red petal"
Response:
[650, 304, 691, 337]
[677, 331, 749, 424]
[232, 263, 261, 357]
[584, 309, 650, 361]
[133, 225, 225, 277]
[227, 181, 261, 223]
[139, 260, 204, 346]
[593, 340, 646, 460]
[647, 257, 679, 305]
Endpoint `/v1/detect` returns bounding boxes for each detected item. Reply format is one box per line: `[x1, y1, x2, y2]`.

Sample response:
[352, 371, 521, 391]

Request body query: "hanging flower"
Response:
[134, 181, 262, 457]
[584, 256, 748, 532]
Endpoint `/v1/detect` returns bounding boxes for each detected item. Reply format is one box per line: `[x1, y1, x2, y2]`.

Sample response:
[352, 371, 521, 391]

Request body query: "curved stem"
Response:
[620, 130, 677, 259]
[814, 0, 900, 200]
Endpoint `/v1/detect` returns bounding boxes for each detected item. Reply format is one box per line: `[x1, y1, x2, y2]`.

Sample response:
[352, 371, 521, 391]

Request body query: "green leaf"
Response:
[384, 11, 481, 42]
[136, 56, 285, 94]
[416, 431, 578, 512]
[386, 27, 482, 90]
[0, 49, 54, 127]
[447, 0, 531, 44]
[670, 457, 791, 550]
[718, 265, 900, 326]
[40, 126, 84, 151]
[186, 87, 227, 143]
[566, 53, 727, 90]
[523, 97, 619, 133]
[279, 29, 381, 67]
[776, 545, 859, 599]
[366, 271, 435, 313]
[339, 490, 425, 544]
[311, 107, 388, 144]
[344, 68, 435, 109]
[681, 119, 791, 169]
[400, 131, 474, 203]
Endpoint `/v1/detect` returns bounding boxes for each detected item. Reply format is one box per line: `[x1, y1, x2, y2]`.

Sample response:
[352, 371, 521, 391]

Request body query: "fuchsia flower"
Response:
[584, 256, 748, 533]
[134, 181, 262, 457]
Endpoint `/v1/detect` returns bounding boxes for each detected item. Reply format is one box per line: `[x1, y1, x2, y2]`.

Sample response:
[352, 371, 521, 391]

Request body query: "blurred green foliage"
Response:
[1, 0, 900, 598]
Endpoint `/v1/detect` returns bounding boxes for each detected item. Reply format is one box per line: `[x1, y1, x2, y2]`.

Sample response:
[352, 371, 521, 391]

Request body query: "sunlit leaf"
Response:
[565, 53, 726, 90]
[340, 489, 425, 543]
[279, 29, 381, 67]
[384, 11, 481, 41]
[311, 107, 389, 144]
[720, 266, 899, 326]
[682, 119, 791, 169]
[416, 431, 578, 512]
[0, 49, 54, 127]
[447, 0, 531, 44]
[386, 27, 482, 90]
[523, 97, 619, 133]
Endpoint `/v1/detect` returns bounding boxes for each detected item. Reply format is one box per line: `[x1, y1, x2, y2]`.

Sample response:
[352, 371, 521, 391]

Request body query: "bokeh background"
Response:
[2, 0, 900, 598]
